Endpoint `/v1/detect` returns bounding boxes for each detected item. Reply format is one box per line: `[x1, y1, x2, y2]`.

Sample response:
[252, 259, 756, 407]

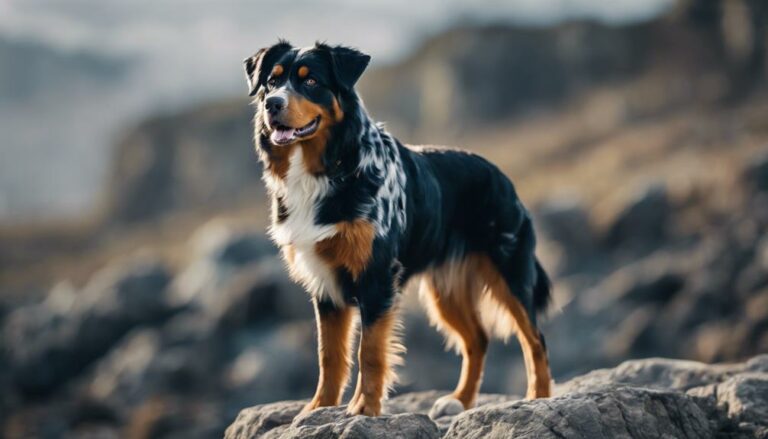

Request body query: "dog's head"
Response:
[244, 41, 370, 149]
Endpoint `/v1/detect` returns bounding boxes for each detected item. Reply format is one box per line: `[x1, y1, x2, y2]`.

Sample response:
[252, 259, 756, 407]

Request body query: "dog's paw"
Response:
[346, 396, 381, 417]
[429, 395, 464, 420]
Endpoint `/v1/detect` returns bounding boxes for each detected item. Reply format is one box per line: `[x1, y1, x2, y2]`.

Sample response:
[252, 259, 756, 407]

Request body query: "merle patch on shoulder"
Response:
[243, 41, 554, 418]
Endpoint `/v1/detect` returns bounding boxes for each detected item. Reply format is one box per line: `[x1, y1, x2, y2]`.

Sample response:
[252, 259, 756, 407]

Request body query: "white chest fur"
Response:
[266, 147, 336, 246]
[265, 147, 344, 305]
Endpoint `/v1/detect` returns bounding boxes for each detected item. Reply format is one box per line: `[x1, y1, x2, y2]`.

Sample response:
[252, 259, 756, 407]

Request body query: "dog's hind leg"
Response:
[420, 258, 489, 418]
[301, 299, 356, 415]
[480, 258, 552, 399]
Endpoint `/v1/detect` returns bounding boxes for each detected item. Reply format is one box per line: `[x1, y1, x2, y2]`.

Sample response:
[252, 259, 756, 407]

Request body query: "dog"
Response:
[243, 41, 552, 417]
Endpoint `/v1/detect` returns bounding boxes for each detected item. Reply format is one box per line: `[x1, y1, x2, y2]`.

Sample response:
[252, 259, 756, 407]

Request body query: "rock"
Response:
[223, 321, 318, 405]
[583, 256, 685, 313]
[445, 386, 712, 439]
[691, 372, 768, 426]
[124, 396, 226, 439]
[86, 329, 163, 406]
[215, 259, 312, 329]
[189, 222, 275, 269]
[83, 327, 220, 409]
[171, 223, 309, 326]
[223, 391, 518, 439]
[2, 259, 175, 396]
[286, 408, 438, 439]
[551, 254, 687, 364]
[224, 355, 768, 439]
[226, 403, 440, 439]
[388, 391, 518, 435]
[225, 400, 304, 439]
[104, 101, 260, 224]
[743, 152, 768, 194]
[534, 195, 596, 273]
[745, 354, 768, 373]
[603, 182, 670, 253]
[559, 356, 744, 394]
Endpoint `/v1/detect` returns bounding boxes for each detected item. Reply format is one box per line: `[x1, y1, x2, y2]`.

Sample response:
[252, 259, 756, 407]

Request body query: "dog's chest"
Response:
[265, 147, 344, 304]
[267, 147, 335, 246]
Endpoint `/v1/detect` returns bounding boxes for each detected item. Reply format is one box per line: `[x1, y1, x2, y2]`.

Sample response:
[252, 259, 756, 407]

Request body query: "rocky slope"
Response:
[225, 354, 768, 439]
[1, 152, 766, 438]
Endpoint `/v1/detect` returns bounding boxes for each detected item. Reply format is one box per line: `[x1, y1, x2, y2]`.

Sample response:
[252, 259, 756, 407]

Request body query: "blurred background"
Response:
[1, 0, 768, 437]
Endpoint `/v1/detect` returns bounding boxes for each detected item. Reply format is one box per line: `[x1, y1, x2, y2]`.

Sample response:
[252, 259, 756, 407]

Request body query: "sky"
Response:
[0, 0, 674, 221]
[1, 0, 674, 62]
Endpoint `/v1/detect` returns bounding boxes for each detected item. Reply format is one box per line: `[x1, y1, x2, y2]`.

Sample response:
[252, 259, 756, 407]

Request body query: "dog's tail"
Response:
[532, 258, 551, 313]
[500, 215, 551, 315]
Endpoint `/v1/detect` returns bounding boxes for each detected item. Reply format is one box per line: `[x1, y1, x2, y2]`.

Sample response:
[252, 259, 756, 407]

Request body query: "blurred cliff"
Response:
[1, 0, 768, 437]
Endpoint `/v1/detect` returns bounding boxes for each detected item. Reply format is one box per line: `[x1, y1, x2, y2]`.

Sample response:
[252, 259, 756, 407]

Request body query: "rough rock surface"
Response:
[225, 355, 768, 439]
[2, 259, 175, 396]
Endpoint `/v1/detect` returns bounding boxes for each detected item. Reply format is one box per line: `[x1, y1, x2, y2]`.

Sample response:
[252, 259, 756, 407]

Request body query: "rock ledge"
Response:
[225, 355, 768, 439]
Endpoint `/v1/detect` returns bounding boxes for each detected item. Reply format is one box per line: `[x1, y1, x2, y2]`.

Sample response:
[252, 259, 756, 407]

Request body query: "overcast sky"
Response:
[0, 0, 673, 62]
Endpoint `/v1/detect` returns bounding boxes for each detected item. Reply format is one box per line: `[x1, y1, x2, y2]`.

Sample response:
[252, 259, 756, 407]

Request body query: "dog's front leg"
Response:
[347, 301, 401, 417]
[301, 299, 355, 415]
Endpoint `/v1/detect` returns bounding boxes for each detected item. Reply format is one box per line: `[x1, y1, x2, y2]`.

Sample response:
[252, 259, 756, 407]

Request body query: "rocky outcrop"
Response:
[105, 100, 261, 224]
[602, 182, 671, 254]
[227, 402, 439, 439]
[2, 259, 175, 396]
[226, 355, 768, 439]
[4, 151, 768, 437]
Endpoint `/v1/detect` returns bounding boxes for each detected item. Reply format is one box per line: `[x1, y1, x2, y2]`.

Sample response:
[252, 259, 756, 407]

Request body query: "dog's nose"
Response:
[265, 96, 286, 116]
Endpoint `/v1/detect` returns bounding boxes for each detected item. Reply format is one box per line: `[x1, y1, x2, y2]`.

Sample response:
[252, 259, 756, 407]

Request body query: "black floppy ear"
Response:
[243, 50, 265, 96]
[327, 46, 371, 91]
[243, 41, 292, 96]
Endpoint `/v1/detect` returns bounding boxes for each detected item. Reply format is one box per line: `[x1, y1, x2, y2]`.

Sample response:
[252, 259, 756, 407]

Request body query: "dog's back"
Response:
[412, 147, 551, 311]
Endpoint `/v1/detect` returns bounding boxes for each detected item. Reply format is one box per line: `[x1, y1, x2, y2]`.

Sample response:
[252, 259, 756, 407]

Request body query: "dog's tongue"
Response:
[271, 128, 295, 144]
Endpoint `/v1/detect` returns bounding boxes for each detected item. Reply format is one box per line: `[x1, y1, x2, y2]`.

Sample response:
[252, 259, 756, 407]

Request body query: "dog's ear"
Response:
[243, 41, 292, 96]
[243, 51, 265, 96]
[325, 45, 371, 91]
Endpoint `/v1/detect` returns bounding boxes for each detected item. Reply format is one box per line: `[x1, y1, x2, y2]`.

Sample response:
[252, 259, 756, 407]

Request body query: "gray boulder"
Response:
[559, 356, 745, 394]
[104, 100, 260, 224]
[603, 182, 670, 253]
[444, 386, 712, 439]
[743, 152, 768, 194]
[224, 391, 516, 439]
[82, 326, 221, 409]
[225, 400, 305, 439]
[687, 371, 768, 433]
[225, 402, 439, 439]
[171, 222, 310, 326]
[224, 355, 768, 439]
[2, 259, 175, 396]
[535, 194, 596, 273]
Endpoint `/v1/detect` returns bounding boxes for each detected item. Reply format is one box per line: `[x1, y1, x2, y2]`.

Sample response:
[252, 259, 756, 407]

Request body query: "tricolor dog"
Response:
[243, 41, 552, 417]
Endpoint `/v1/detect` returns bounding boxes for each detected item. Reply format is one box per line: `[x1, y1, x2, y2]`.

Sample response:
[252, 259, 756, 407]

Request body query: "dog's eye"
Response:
[267, 78, 277, 88]
[304, 78, 317, 87]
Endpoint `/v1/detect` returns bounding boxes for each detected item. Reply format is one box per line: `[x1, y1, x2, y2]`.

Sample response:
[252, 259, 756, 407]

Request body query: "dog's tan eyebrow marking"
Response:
[272, 64, 284, 76]
[298, 66, 310, 78]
